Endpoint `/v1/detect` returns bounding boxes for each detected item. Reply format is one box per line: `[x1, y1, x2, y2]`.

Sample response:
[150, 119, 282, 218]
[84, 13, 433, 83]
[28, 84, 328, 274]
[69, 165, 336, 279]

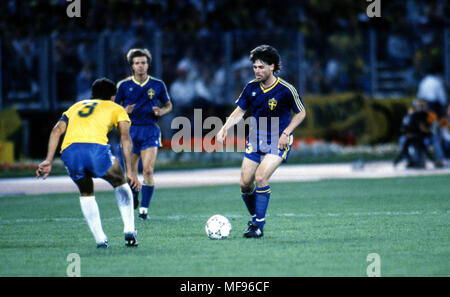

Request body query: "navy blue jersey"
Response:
[235, 77, 305, 143]
[115, 76, 171, 125]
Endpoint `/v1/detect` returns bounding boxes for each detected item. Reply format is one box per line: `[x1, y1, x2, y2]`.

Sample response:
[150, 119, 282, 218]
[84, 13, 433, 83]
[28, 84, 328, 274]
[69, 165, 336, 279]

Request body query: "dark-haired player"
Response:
[36, 78, 141, 248]
[217, 45, 306, 238]
[115, 48, 172, 220]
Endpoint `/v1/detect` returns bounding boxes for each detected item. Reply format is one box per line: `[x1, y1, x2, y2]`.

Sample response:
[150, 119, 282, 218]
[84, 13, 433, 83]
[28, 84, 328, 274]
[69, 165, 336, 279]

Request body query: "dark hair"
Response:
[249, 45, 282, 74]
[91, 78, 117, 100]
[126, 48, 152, 67]
[427, 62, 442, 74]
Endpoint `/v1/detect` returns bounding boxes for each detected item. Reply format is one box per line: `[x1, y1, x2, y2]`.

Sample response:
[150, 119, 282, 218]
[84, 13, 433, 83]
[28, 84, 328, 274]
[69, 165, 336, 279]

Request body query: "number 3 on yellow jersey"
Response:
[78, 102, 98, 117]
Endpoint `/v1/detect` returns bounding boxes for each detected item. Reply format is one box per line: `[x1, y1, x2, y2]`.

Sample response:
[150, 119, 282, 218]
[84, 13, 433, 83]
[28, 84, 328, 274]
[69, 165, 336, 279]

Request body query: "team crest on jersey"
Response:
[148, 88, 155, 99]
[268, 98, 277, 110]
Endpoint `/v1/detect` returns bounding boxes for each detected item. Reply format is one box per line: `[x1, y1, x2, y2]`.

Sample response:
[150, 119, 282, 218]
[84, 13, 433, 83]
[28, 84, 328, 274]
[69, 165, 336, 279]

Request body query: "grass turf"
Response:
[0, 175, 449, 277]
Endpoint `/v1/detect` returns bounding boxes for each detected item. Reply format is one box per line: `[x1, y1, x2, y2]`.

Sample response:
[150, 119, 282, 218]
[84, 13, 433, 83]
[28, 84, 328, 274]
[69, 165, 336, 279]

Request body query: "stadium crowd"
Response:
[1, 0, 449, 164]
[2, 0, 448, 100]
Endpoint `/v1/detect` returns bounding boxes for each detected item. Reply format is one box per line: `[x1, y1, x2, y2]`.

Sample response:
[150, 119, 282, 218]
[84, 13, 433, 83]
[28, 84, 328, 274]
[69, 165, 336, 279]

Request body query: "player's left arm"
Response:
[152, 101, 172, 117]
[152, 82, 173, 117]
[36, 120, 67, 179]
[278, 109, 306, 150]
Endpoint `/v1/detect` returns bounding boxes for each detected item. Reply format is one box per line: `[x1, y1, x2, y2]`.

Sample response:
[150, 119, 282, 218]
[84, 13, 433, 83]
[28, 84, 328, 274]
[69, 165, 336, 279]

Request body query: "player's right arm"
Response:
[117, 121, 141, 191]
[36, 120, 67, 179]
[115, 81, 136, 114]
[216, 106, 246, 143]
[217, 83, 251, 143]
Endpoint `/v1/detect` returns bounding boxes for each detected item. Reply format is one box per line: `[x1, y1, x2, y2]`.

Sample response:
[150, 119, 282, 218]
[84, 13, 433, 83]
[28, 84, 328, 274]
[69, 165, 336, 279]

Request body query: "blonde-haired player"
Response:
[115, 48, 172, 220]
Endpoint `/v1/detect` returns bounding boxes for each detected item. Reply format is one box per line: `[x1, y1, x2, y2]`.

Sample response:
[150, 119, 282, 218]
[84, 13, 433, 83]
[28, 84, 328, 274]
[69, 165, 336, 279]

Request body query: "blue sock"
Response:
[241, 186, 256, 222]
[141, 184, 154, 209]
[254, 185, 271, 230]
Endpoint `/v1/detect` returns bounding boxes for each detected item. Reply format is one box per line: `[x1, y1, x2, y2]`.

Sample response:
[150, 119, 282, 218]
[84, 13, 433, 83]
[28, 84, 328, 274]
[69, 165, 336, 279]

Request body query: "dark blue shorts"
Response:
[61, 143, 114, 181]
[244, 134, 294, 164]
[130, 124, 161, 154]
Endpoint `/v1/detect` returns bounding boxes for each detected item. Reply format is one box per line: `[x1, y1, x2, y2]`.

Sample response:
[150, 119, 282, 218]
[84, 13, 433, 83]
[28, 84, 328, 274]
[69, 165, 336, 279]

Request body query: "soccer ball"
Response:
[205, 214, 232, 240]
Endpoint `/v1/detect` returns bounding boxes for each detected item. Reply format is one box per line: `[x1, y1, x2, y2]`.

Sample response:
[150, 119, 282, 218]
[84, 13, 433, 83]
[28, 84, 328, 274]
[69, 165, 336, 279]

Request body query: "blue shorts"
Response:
[244, 134, 294, 164]
[61, 143, 114, 181]
[130, 124, 162, 154]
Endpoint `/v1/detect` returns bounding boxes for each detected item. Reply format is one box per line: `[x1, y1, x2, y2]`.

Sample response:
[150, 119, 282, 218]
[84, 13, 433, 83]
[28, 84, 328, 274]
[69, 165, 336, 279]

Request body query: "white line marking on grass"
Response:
[2, 162, 450, 196]
[1, 210, 448, 224]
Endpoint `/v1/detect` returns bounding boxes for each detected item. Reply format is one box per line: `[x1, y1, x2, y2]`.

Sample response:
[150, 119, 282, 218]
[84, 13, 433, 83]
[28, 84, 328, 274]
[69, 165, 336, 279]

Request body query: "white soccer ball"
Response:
[205, 214, 232, 240]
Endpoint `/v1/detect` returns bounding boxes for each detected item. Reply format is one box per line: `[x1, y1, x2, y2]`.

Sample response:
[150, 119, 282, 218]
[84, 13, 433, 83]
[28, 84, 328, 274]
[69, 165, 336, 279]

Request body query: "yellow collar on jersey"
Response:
[260, 77, 280, 93]
[132, 75, 150, 87]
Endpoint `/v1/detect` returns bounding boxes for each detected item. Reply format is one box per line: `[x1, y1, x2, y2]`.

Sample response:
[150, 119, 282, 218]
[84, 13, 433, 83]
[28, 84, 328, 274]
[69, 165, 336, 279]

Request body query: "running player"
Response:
[115, 48, 172, 220]
[36, 78, 141, 248]
[216, 45, 306, 238]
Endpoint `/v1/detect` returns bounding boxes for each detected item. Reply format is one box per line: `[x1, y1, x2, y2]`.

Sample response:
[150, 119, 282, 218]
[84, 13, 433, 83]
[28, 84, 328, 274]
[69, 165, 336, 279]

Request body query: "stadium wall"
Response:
[295, 93, 414, 145]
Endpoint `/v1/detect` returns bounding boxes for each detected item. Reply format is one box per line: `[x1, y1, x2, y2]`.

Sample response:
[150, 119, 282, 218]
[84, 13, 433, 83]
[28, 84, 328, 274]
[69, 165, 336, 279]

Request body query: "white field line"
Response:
[1, 161, 450, 196]
[1, 210, 448, 224]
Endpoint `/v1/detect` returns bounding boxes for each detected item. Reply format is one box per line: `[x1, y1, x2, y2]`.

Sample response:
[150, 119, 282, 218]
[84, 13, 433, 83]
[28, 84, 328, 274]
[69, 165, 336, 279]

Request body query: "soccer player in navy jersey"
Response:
[217, 45, 306, 238]
[115, 48, 172, 220]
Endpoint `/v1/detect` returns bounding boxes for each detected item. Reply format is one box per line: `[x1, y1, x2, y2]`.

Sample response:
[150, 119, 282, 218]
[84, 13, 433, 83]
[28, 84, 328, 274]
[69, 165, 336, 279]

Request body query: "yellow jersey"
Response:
[60, 99, 130, 152]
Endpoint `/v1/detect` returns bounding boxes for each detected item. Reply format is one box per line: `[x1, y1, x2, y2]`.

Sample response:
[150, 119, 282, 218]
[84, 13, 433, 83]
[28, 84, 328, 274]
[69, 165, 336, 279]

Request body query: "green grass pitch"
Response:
[0, 175, 449, 277]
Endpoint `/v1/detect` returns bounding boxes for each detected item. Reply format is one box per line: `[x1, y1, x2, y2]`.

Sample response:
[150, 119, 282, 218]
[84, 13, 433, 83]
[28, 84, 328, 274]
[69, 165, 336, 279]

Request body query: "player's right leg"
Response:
[128, 124, 143, 210]
[240, 156, 261, 236]
[240, 156, 259, 216]
[130, 152, 141, 209]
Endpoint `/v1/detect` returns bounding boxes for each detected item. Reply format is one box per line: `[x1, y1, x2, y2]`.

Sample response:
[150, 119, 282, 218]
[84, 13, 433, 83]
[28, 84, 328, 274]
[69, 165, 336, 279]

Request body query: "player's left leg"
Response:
[138, 146, 158, 219]
[251, 154, 283, 234]
[74, 175, 94, 196]
[62, 143, 110, 247]
[74, 176, 109, 247]
[102, 159, 138, 246]
[247, 133, 294, 235]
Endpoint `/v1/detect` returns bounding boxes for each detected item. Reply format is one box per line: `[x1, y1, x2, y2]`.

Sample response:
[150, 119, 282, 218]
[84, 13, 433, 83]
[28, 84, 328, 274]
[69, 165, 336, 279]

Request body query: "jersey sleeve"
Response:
[61, 101, 82, 122]
[114, 83, 125, 106]
[159, 81, 171, 104]
[113, 104, 131, 127]
[235, 84, 251, 111]
[285, 86, 305, 114]
[60, 114, 69, 124]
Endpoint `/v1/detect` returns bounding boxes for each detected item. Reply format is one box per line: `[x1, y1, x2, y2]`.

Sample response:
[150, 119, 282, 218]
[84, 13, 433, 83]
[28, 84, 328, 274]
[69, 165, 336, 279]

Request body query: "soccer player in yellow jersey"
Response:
[36, 78, 141, 248]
